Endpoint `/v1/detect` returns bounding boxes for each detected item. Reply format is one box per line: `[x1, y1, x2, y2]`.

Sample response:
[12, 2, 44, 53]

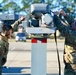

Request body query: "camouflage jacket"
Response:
[0, 36, 9, 65]
[0, 19, 22, 65]
[53, 14, 76, 64]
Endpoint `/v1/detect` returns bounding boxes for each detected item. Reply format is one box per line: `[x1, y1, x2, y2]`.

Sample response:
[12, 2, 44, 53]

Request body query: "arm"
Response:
[60, 9, 74, 25]
[53, 15, 75, 37]
[11, 16, 25, 31]
[64, 14, 74, 25]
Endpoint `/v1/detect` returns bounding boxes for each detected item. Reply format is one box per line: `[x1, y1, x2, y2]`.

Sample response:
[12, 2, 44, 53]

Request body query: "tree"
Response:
[0, 3, 2, 12]
[74, 0, 76, 3]
[7, 1, 21, 13]
[20, 0, 33, 16]
[1, 0, 21, 13]
[2, 0, 8, 4]
[1, 0, 76, 17]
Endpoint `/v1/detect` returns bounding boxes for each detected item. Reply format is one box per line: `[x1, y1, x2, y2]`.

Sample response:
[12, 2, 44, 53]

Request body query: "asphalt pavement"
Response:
[2, 39, 65, 75]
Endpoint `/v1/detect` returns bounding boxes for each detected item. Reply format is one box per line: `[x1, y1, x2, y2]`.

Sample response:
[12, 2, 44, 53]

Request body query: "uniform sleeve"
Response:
[64, 14, 74, 25]
[0, 41, 4, 56]
[53, 15, 75, 38]
[11, 19, 22, 31]
[1, 41, 9, 65]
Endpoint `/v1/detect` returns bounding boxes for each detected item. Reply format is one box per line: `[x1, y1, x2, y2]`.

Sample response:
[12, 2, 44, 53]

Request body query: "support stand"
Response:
[31, 38, 47, 75]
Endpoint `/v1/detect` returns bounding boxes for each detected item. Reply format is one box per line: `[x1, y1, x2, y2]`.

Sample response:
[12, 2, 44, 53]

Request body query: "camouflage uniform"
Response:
[53, 14, 76, 75]
[0, 19, 22, 75]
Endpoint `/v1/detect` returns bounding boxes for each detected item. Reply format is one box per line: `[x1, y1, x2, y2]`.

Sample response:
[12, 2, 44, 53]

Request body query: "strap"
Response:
[54, 31, 61, 75]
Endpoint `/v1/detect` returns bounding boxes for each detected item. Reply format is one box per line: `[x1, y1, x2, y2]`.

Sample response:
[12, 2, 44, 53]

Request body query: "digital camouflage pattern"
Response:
[0, 36, 9, 75]
[53, 14, 76, 75]
[11, 19, 22, 31]
[0, 19, 22, 75]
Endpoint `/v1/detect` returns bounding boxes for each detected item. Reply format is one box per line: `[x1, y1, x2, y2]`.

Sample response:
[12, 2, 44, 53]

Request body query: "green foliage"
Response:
[2, 0, 8, 3]
[2, 0, 21, 12]
[34, 0, 39, 3]
[0, 0, 76, 16]
[8, 1, 20, 12]
[21, 0, 31, 12]
[74, 0, 76, 3]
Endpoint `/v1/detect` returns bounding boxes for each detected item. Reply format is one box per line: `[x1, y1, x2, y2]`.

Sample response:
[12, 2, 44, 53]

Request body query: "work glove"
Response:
[20, 16, 25, 21]
[59, 9, 67, 16]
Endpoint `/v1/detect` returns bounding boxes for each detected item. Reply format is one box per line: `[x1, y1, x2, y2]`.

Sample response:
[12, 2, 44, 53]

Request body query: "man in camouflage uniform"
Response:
[53, 10, 76, 75]
[0, 16, 25, 75]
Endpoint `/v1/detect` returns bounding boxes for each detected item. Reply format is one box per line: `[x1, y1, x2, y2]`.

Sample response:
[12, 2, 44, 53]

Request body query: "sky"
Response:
[0, 0, 21, 3]
[0, 0, 22, 7]
[0, 0, 2, 3]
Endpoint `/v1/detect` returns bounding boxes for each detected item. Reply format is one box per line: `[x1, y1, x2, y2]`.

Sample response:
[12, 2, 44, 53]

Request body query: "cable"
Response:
[54, 31, 61, 75]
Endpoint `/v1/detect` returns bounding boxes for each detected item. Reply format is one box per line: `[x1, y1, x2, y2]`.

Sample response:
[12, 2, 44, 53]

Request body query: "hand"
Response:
[54, 11, 59, 15]
[20, 16, 25, 21]
[60, 9, 66, 16]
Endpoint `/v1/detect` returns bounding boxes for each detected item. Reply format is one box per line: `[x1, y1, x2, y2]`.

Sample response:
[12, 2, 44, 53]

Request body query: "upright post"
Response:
[31, 38, 47, 75]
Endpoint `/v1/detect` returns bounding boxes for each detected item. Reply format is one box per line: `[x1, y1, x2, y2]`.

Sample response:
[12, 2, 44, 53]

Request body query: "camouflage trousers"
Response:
[64, 63, 76, 75]
[0, 57, 2, 75]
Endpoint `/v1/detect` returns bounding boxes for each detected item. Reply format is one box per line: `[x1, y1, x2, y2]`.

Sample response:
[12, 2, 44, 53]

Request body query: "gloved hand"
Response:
[54, 11, 59, 15]
[20, 16, 25, 21]
[60, 9, 67, 16]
